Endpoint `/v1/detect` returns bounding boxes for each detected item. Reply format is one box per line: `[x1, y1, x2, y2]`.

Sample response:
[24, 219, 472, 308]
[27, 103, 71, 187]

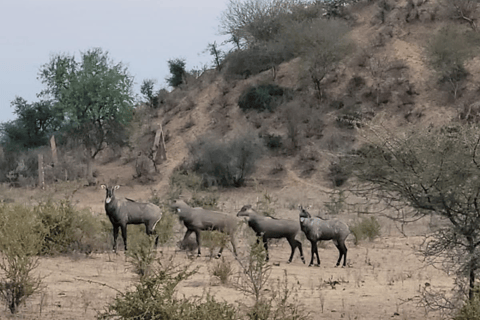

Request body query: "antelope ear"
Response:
[101, 184, 106, 189]
[114, 185, 120, 190]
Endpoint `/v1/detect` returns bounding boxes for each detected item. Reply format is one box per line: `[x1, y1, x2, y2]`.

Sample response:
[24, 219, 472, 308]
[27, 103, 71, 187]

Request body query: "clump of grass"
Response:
[210, 257, 234, 285]
[350, 216, 381, 245]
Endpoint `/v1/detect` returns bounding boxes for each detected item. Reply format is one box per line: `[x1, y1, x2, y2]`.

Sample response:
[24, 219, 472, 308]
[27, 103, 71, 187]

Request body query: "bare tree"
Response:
[346, 123, 480, 311]
[219, 0, 312, 47]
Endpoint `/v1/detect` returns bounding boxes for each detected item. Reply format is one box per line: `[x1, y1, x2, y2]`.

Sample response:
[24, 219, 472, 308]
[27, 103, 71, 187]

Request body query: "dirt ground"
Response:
[0, 200, 453, 319]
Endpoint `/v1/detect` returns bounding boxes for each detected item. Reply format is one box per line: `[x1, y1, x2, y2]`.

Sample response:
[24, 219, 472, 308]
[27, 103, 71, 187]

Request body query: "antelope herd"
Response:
[101, 185, 350, 267]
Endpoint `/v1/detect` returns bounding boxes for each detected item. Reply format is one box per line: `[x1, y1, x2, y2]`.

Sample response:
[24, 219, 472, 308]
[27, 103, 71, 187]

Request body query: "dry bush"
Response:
[35, 200, 107, 255]
[443, 0, 480, 29]
[187, 132, 264, 187]
[0, 204, 44, 313]
[294, 19, 354, 100]
[210, 257, 234, 285]
[350, 216, 382, 245]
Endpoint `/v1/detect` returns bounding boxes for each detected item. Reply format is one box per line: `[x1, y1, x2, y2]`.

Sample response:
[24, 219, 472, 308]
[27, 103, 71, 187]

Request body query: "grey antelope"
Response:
[237, 205, 305, 264]
[171, 200, 238, 257]
[299, 206, 350, 267]
[101, 185, 163, 252]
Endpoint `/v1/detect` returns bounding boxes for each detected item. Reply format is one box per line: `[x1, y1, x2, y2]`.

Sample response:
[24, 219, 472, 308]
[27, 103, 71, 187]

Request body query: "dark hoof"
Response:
[215, 254, 222, 259]
[287, 260, 292, 264]
[314, 264, 320, 267]
[308, 264, 313, 267]
[197, 253, 202, 258]
[273, 262, 280, 266]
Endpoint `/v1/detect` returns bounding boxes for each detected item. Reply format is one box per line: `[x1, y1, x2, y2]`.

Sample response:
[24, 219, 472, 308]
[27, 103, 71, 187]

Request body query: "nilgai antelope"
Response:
[101, 185, 163, 252]
[237, 205, 305, 264]
[171, 200, 238, 258]
[299, 206, 350, 267]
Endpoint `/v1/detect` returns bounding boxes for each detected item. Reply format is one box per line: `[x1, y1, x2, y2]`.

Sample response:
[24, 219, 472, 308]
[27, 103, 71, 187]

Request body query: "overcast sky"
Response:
[0, 0, 231, 123]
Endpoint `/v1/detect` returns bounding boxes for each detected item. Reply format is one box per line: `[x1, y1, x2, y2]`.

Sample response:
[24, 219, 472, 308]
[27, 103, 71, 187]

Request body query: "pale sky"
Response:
[0, 0, 231, 123]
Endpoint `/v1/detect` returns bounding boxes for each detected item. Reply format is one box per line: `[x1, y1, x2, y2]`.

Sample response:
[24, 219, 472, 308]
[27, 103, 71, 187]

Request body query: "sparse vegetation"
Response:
[98, 255, 239, 320]
[187, 132, 264, 187]
[350, 216, 382, 245]
[210, 257, 234, 285]
[0, 204, 44, 313]
[426, 25, 478, 99]
[238, 84, 291, 112]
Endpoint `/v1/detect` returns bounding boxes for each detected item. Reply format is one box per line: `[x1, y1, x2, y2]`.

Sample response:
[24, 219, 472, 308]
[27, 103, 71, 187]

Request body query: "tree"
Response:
[0, 97, 60, 151]
[219, 0, 310, 47]
[205, 42, 225, 70]
[166, 58, 186, 88]
[38, 48, 134, 182]
[140, 79, 159, 108]
[293, 19, 353, 99]
[346, 123, 480, 309]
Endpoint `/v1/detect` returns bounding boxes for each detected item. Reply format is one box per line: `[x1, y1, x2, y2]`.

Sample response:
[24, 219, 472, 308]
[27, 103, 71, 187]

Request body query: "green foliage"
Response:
[262, 133, 283, 150]
[349, 216, 381, 245]
[98, 256, 238, 320]
[140, 79, 160, 108]
[166, 58, 186, 88]
[238, 84, 291, 112]
[222, 44, 293, 79]
[188, 133, 264, 187]
[0, 204, 44, 313]
[0, 97, 60, 152]
[38, 48, 134, 159]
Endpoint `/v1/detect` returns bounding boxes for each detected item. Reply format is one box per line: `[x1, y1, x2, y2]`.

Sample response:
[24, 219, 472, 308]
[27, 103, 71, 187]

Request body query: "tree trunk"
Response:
[86, 156, 96, 186]
[38, 154, 44, 189]
[470, 265, 475, 301]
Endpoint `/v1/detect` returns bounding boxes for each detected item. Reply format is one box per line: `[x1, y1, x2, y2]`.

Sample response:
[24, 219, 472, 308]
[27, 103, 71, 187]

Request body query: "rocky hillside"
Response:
[64, 0, 480, 214]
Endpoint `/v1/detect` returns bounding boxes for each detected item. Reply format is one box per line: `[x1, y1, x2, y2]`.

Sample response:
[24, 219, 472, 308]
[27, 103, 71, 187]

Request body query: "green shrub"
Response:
[35, 200, 105, 255]
[188, 133, 264, 187]
[98, 256, 238, 320]
[238, 84, 291, 112]
[263, 133, 283, 150]
[166, 58, 186, 88]
[350, 216, 381, 245]
[0, 204, 44, 313]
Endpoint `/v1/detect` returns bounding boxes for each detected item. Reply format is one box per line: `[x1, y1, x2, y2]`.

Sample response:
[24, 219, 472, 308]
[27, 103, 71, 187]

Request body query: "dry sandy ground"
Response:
[1, 233, 452, 320]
